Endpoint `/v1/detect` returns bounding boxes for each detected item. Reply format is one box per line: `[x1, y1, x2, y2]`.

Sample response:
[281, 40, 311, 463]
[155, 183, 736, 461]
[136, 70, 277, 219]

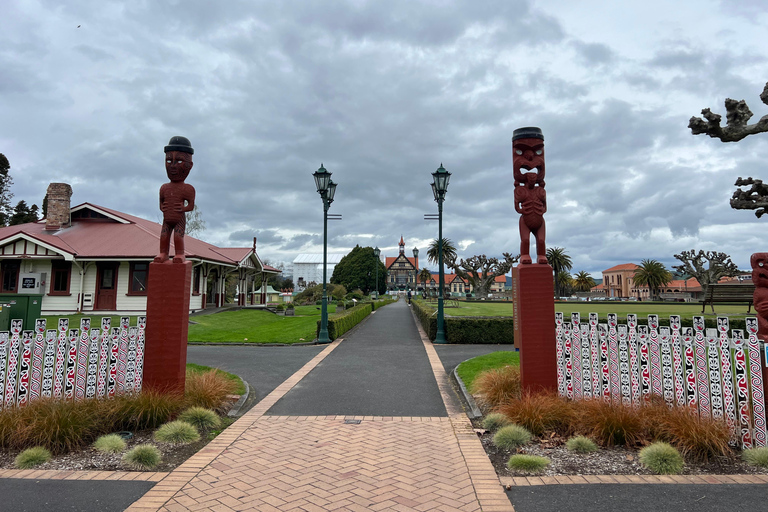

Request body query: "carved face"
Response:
[751, 252, 768, 288]
[513, 137, 545, 187]
[165, 151, 193, 182]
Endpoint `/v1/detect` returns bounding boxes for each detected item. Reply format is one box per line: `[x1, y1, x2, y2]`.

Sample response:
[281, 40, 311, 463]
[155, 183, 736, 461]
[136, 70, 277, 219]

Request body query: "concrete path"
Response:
[127, 300, 513, 511]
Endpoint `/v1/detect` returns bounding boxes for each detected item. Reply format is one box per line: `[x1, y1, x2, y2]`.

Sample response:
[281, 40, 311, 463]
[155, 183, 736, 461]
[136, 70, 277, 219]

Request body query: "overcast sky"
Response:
[2, 0, 768, 276]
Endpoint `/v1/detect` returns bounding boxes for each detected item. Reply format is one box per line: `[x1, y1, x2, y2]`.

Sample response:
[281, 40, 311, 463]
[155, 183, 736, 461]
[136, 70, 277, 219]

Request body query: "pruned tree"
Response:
[672, 250, 741, 291]
[690, 82, 768, 216]
[447, 253, 518, 299]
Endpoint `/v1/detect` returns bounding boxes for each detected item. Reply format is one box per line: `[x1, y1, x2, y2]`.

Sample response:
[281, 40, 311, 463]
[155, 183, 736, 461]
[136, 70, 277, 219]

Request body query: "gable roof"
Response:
[0, 203, 266, 268]
[386, 254, 418, 270]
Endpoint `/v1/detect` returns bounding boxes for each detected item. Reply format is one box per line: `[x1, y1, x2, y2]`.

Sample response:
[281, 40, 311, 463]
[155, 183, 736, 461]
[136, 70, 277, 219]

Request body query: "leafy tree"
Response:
[572, 271, 596, 292]
[294, 283, 347, 304]
[0, 153, 13, 226]
[330, 245, 387, 296]
[9, 200, 39, 225]
[546, 247, 573, 297]
[672, 250, 741, 291]
[186, 204, 206, 237]
[448, 253, 518, 299]
[427, 238, 457, 267]
[632, 259, 672, 301]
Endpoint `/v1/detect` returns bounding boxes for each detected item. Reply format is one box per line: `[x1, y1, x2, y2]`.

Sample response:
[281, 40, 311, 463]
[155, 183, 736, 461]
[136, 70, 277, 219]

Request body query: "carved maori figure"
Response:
[752, 253, 768, 340]
[155, 136, 196, 263]
[513, 127, 548, 264]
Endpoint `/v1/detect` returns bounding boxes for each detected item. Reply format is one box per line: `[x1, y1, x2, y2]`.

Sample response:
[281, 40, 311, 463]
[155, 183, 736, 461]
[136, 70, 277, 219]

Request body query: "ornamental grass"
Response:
[575, 399, 646, 447]
[639, 442, 685, 474]
[495, 391, 575, 436]
[184, 369, 237, 412]
[108, 389, 186, 431]
[506, 454, 550, 474]
[154, 420, 200, 444]
[122, 444, 162, 470]
[472, 366, 521, 409]
[15, 446, 52, 469]
[742, 447, 768, 468]
[481, 412, 511, 432]
[93, 433, 127, 453]
[493, 424, 532, 450]
[566, 436, 598, 454]
[178, 407, 222, 430]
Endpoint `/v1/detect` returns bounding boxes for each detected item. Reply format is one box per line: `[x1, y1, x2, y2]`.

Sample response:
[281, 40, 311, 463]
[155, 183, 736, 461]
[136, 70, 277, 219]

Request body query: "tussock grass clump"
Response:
[493, 424, 532, 450]
[496, 391, 575, 436]
[154, 421, 200, 444]
[643, 402, 731, 461]
[178, 407, 221, 430]
[15, 446, 52, 469]
[639, 442, 684, 475]
[93, 434, 127, 453]
[742, 447, 768, 468]
[482, 413, 511, 432]
[473, 366, 521, 409]
[123, 444, 161, 470]
[576, 399, 646, 447]
[506, 454, 550, 474]
[566, 436, 598, 454]
[108, 389, 185, 431]
[185, 369, 237, 412]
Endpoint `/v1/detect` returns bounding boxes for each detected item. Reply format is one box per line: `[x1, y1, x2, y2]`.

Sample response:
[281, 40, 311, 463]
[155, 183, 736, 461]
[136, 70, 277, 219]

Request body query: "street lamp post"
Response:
[313, 164, 337, 344]
[373, 246, 380, 299]
[431, 164, 451, 344]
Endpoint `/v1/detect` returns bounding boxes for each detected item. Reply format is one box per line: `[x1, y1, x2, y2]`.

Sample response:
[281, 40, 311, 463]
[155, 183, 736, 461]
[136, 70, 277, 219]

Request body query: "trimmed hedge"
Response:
[317, 303, 373, 340]
[367, 298, 396, 311]
[412, 299, 514, 344]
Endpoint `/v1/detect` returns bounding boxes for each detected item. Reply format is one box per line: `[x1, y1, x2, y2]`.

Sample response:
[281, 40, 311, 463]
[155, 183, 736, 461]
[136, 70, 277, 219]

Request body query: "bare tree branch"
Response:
[672, 250, 741, 290]
[689, 82, 768, 142]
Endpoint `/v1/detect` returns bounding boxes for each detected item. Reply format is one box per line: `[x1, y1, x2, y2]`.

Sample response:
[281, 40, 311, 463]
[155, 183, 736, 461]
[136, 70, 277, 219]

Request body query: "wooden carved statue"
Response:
[155, 136, 196, 264]
[752, 253, 768, 339]
[513, 127, 548, 264]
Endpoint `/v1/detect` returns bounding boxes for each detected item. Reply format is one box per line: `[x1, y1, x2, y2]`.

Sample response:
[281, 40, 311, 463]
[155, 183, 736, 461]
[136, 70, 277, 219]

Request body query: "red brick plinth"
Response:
[143, 261, 192, 394]
[513, 263, 557, 393]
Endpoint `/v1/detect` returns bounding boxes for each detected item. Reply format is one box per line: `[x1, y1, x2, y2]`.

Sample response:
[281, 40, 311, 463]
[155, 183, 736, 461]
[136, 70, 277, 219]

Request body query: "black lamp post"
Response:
[313, 164, 337, 344]
[413, 247, 419, 290]
[373, 246, 380, 299]
[431, 164, 451, 344]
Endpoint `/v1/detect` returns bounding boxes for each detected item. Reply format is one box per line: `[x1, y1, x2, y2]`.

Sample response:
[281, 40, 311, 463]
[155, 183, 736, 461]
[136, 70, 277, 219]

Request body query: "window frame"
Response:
[127, 261, 150, 296]
[49, 260, 72, 296]
[1, 260, 20, 293]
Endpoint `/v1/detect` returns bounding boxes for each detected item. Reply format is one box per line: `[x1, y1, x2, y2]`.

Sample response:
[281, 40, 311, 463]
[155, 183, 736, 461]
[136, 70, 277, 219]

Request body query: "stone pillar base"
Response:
[143, 261, 192, 394]
[513, 264, 558, 393]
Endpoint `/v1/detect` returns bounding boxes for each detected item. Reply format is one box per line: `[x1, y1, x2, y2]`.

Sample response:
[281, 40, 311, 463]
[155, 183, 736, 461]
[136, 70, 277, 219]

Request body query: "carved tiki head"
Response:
[512, 127, 545, 188]
[751, 252, 768, 288]
[164, 136, 194, 183]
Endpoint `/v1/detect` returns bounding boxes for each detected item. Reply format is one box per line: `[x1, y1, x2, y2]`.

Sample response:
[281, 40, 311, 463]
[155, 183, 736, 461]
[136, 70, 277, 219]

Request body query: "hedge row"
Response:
[412, 300, 514, 344]
[369, 298, 396, 310]
[317, 303, 373, 340]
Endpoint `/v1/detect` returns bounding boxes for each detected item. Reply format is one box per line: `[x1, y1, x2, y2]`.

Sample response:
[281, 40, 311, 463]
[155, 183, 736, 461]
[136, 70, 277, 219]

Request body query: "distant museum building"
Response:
[386, 236, 420, 291]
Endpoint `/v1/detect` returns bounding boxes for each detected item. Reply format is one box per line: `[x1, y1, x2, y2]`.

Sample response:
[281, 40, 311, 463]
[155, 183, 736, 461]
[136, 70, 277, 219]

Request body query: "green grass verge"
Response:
[186, 363, 245, 395]
[187, 306, 335, 344]
[446, 302, 750, 319]
[42, 314, 142, 328]
[456, 351, 519, 393]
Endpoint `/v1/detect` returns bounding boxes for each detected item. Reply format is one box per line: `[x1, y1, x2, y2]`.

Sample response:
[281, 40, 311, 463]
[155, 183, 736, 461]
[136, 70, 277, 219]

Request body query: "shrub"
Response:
[108, 389, 185, 431]
[482, 413, 511, 432]
[275, 304, 285, 312]
[285, 302, 295, 309]
[576, 399, 646, 447]
[644, 401, 731, 461]
[495, 391, 575, 436]
[93, 434, 127, 453]
[178, 407, 221, 430]
[506, 454, 550, 473]
[411, 299, 514, 344]
[317, 303, 372, 340]
[185, 368, 237, 412]
[123, 444, 162, 470]
[154, 420, 200, 444]
[639, 442, 684, 474]
[742, 447, 768, 468]
[15, 446, 52, 469]
[493, 424, 532, 450]
[566, 436, 598, 453]
[473, 366, 521, 409]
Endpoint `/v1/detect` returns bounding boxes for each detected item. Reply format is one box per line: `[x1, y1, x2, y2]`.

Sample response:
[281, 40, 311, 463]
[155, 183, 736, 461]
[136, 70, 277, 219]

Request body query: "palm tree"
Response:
[546, 247, 573, 298]
[427, 238, 457, 266]
[556, 271, 573, 297]
[632, 259, 672, 301]
[572, 270, 596, 292]
[419, 267, 432, 292]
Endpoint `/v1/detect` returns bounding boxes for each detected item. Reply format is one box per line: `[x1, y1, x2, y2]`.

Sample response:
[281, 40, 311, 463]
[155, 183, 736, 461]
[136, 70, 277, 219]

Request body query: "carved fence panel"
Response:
[0, 317, 146, 408]
[556, 313, 768, 449]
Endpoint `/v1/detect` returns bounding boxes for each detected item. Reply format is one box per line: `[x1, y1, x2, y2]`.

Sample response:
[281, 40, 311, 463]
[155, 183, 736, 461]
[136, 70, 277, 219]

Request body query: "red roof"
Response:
[386, 256, 418, 269]
[0, 203, 276, 270]
[603, 263, 640, 272]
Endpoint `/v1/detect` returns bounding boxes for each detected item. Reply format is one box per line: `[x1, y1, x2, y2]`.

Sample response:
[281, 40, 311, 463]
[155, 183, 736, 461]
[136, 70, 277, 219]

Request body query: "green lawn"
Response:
[456, 351, 520, 393]
[41, 314, 143, 328]
[445, 301, 751, 321]
[187, 305, 336, 343]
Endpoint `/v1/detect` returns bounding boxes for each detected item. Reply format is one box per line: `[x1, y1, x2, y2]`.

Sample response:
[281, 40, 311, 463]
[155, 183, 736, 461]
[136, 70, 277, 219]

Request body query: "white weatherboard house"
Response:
[292, 253, 347, 290]
[0, 183, 280, 315]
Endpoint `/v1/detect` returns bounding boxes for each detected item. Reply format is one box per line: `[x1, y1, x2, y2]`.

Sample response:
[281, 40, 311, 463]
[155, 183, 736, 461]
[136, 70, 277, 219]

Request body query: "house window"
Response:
[128, 262, 149, 295]
[193, 266, 201, 295]
[50, 260, 71, 295]
[1, 260, 20, 293]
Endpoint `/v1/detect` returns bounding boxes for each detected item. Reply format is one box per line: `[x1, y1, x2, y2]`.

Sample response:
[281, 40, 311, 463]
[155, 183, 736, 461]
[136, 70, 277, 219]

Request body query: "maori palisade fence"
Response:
[556, 312, 768, 449]
[0, 317, 146, 408]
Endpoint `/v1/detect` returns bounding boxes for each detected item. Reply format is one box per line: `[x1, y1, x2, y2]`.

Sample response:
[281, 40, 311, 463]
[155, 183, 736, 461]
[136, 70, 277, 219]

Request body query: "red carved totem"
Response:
[155, 136, 196, 264]
[751, 253, 768, 408]
[513, 127, 548, 265]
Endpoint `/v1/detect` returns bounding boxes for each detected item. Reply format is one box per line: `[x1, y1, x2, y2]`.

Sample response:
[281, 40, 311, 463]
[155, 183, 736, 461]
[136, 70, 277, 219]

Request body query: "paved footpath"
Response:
[127, 300, 513, 511]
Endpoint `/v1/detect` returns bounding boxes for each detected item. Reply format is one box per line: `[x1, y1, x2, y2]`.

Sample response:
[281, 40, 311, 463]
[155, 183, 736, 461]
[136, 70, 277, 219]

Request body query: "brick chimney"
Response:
[45, 183, 73, 230]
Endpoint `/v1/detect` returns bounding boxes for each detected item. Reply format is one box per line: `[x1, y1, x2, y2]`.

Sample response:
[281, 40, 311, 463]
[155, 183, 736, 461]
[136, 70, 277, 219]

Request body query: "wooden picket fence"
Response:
[0, 316, 146, 408]
[555, 312, 768, 449]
